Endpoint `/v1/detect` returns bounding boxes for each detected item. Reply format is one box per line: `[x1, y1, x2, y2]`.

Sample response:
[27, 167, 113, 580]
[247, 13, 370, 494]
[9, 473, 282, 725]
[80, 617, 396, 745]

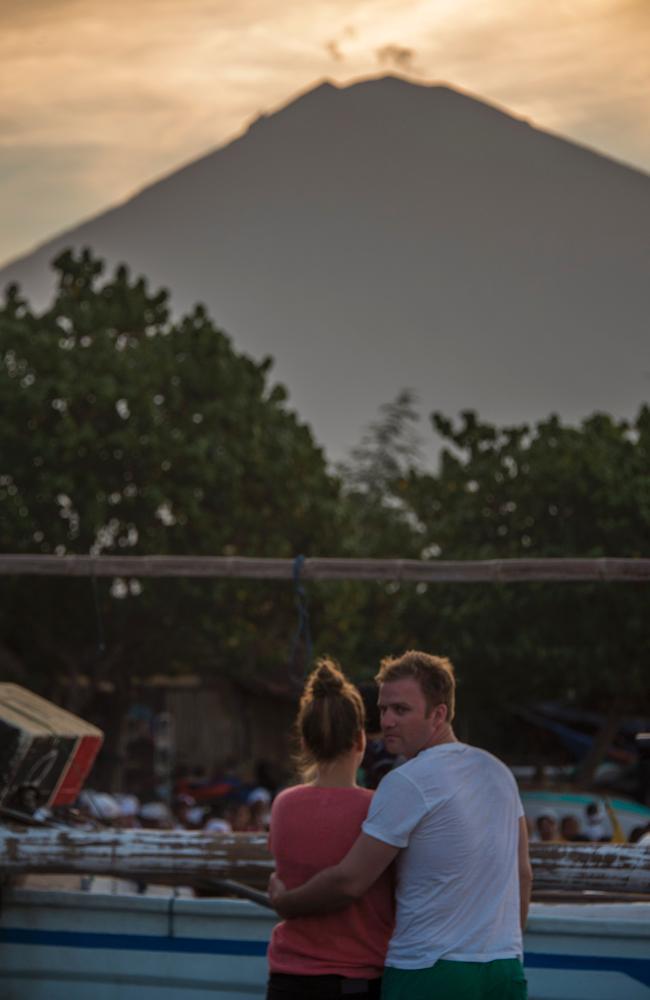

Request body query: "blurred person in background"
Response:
[535, 812, 560, 842]
[560, 815, 589, 842]
[247, 787, 272, 831]
[356, 681, 398, 789]
[584, 802, 608, 841]
[204, 801, 232, 833]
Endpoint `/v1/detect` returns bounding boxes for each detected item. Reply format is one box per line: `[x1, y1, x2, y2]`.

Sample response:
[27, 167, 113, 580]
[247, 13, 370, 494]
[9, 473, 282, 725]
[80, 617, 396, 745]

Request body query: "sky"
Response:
[1, 0, 649, 267]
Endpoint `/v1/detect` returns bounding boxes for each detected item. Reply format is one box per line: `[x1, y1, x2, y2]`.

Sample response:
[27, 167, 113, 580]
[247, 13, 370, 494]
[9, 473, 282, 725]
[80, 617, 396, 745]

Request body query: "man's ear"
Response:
[436, 703, 448, 725]
[356, 729, 367, 753]
[426, 702, 447, 723]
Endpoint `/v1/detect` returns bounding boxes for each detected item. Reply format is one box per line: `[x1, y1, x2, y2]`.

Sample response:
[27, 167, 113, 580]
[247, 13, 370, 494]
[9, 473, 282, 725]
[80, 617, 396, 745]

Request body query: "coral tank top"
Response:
[268, 785, 394, 978]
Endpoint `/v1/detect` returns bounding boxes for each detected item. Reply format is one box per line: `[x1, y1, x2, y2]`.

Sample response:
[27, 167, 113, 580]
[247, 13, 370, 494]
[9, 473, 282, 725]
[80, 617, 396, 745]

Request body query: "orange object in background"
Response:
[0, 684, 103, 812]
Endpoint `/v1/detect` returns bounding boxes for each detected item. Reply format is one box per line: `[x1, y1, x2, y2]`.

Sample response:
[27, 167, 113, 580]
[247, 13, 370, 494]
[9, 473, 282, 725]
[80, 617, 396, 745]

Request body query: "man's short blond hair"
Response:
[376, 650, 456, 721]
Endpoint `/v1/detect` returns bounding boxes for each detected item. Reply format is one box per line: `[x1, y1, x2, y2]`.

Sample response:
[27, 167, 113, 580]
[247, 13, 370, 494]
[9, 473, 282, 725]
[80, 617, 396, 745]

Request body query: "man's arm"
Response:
[518, 815, 533, 930]
[269, 832, 398, 918]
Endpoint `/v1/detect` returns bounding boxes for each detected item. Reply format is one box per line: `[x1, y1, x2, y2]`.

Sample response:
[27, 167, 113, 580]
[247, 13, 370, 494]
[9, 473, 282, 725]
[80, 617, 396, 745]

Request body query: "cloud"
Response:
[323, 21, 358, 61]
[325, 39, 344, 61]
[376, 44, 419, 73]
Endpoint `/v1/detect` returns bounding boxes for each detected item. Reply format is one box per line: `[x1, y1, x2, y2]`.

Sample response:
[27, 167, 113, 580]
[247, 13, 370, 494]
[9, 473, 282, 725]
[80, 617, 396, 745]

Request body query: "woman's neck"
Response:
[312, 752, 359, 788]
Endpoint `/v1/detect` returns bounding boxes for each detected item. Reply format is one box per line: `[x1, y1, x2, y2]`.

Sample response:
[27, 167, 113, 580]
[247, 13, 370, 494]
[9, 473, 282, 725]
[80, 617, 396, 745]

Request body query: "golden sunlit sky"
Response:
[2, 0, 649, 267]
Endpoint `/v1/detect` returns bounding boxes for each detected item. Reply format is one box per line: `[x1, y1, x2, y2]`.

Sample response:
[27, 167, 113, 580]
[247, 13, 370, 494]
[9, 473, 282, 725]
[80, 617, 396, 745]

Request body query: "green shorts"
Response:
[382, 958, 527, 1000]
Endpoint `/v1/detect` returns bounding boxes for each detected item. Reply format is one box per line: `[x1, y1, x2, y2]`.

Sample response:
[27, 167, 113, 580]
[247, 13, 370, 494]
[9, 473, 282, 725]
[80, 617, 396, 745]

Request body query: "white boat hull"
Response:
[1, 889, 648, 1000]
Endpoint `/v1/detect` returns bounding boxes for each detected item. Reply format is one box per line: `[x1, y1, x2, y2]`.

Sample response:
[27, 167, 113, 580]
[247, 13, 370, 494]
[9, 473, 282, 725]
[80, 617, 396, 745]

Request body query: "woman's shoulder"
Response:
[273, 784, 373, 807]
[272, 784, 307, 805]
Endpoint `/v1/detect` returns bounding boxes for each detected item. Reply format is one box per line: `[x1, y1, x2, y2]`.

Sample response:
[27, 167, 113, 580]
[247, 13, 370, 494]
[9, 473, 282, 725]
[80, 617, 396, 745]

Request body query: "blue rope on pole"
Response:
[289, 554, 312, 682]
[90, 573, 107, 658]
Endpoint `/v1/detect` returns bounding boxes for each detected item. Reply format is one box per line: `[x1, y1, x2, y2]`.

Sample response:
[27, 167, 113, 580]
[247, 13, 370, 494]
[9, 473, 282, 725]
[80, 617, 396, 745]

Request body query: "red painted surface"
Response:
[51, 735, 103, 807]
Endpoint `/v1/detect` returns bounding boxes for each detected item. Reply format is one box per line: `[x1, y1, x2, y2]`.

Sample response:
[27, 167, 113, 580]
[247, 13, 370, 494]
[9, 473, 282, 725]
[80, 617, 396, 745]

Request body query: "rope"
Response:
[289, 554, 312, 683]
[90, 573, 107, 658]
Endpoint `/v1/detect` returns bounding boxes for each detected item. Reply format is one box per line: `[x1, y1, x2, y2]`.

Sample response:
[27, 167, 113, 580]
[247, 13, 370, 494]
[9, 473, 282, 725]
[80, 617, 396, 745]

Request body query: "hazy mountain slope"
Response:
[2, 75, 649, 459]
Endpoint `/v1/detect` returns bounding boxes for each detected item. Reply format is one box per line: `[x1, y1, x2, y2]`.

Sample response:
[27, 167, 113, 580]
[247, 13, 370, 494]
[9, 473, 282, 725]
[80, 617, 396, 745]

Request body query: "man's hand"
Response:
[268, 872, 288, 914]
[265, 834, 398, 919]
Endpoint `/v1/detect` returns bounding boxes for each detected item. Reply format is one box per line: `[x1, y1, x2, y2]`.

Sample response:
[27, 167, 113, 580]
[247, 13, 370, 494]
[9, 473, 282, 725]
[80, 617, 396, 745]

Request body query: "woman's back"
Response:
[268, 784, 394, 978]
[266, 657, 394, 998]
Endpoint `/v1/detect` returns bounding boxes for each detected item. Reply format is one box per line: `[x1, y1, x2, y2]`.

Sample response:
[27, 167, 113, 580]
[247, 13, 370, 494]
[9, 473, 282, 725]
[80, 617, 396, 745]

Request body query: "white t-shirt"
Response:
[362, 742, 524, 969]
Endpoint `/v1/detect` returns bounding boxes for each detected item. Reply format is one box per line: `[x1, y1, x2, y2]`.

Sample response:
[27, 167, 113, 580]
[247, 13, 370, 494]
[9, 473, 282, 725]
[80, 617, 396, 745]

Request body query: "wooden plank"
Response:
[530, 843, 650, 895]
[531, 890, 650, 903]
[1, 554, 650, 583]
[1, 829, 648, 896]
[0, 827, 273, 891]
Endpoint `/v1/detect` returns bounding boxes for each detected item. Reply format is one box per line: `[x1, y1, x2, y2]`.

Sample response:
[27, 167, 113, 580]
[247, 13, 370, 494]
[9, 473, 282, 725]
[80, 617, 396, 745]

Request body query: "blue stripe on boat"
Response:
[525, 952, 650, 987]
[0, 927, 267, 957]
[2, 929, 649, 988]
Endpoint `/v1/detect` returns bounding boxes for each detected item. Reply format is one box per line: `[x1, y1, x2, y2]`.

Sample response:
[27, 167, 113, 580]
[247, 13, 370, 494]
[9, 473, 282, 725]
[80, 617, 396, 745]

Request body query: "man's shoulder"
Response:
[371, 762, 423, 802]
[459, 744, 519, 787]
[405, 743, 518, 792]
[463, 743, 509, 765]
[377, 744, 517, 789]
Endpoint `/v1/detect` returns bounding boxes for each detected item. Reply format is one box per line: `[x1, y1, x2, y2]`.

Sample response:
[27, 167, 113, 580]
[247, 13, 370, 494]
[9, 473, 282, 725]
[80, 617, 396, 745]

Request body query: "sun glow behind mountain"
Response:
[1, 0, 649, 265]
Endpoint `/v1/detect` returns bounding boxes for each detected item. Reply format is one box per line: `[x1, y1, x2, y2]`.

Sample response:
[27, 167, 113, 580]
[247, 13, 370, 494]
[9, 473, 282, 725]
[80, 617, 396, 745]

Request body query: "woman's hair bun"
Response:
[296, 656, 365, 772]
[308, 659, 344, 698]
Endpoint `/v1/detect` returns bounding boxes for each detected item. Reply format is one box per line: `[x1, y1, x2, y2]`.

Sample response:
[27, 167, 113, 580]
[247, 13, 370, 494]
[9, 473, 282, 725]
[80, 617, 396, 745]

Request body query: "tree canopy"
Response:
[388, 408, 650, 747]
[321, 398, 650, 756]
[0, 249, 342, 712]
[2, 249, 648, 772]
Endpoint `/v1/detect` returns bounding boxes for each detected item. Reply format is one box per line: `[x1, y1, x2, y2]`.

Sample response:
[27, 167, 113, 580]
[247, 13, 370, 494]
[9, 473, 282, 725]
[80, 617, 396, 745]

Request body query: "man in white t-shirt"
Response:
[270, 651, 532, 1000]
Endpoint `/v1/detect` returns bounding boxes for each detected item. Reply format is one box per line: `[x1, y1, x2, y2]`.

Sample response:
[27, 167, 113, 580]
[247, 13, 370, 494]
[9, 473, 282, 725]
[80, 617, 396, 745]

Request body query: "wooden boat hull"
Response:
[1, 888, 648, 1000]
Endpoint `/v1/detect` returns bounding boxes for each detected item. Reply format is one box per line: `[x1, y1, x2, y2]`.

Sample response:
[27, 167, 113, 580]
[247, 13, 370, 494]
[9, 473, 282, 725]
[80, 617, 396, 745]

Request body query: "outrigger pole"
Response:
[1, 555, 649, 582]
[1, 827, 648, 899]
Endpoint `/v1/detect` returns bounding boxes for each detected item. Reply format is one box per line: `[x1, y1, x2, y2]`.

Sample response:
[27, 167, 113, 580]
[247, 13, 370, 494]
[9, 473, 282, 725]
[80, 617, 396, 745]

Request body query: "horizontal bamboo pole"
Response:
[0, 828, 272, 891]
[1, 828, 648, 896]
[532, 890, 650, 903]
[1, 554, 649, 583]
[530, 842, 650, 895]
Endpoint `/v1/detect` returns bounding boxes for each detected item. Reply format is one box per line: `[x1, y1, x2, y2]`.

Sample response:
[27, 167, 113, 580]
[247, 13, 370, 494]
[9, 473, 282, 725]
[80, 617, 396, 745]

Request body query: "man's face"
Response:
[378, 678, 443, 759]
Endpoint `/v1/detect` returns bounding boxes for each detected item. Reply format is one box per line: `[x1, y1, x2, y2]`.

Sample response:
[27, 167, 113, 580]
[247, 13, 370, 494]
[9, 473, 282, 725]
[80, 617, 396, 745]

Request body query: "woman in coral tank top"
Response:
[266, 658, 394, 1000]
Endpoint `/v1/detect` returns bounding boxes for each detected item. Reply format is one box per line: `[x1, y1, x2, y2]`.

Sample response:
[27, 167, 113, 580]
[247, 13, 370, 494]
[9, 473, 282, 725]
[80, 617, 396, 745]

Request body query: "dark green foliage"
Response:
[327, 391, 429, 673]
[0, 249, 342, 702]
[332, 402, 650, 753]
[2, 248, 648, 766]
[397, 409, 650, 748]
